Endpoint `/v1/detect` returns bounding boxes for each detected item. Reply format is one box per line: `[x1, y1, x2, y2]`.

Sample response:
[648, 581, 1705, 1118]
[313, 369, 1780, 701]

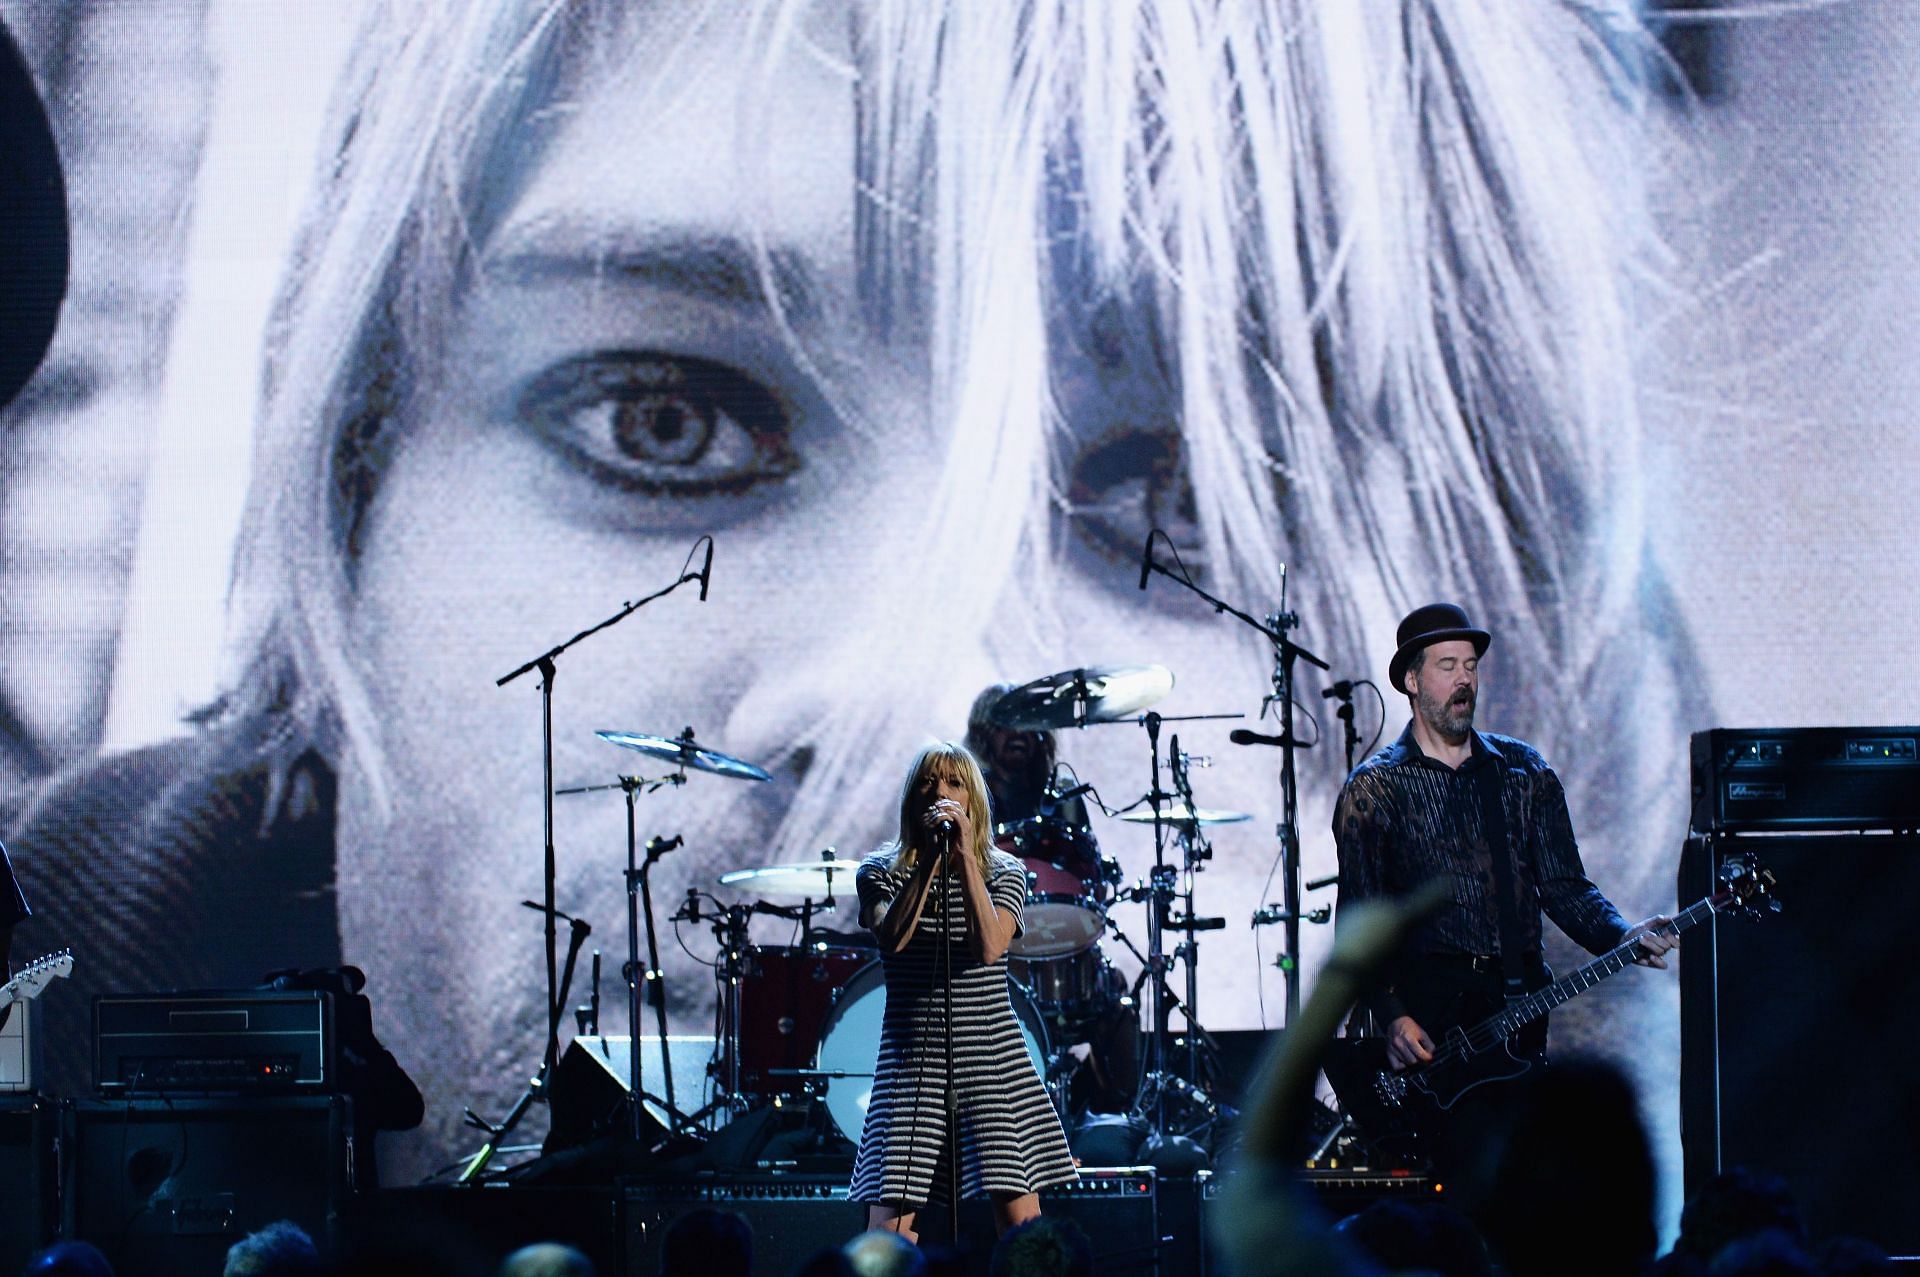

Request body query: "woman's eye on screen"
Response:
[1063, 426, 1205, 584]
[516, 351, 800, 496]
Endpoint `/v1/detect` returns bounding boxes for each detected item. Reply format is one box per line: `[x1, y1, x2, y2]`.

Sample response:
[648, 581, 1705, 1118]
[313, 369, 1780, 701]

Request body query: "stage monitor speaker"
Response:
[63, 1095, 351, 1277]
[0, 1097, 56, 1273]
[545, 1035, 716, 1159]
[1681, 833, 1920, 1254]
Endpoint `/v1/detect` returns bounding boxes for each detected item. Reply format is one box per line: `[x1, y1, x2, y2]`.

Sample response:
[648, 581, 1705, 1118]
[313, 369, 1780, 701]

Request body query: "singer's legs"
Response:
[992, 1191, 1040, 1236]
[867, 1204, 918, 1242]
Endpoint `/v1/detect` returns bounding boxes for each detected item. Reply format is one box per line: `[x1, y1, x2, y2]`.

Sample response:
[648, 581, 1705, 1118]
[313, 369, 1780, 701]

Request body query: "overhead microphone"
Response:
[1138, 530, 1155, 590]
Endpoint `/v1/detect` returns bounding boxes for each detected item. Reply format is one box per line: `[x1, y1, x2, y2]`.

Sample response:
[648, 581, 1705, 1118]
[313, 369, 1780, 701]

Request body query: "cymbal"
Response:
[1117, 802, 1251, 826]
[989, 664, 1174, 732]
[596, 729, 772, 782]
[719, 859, 865, 899]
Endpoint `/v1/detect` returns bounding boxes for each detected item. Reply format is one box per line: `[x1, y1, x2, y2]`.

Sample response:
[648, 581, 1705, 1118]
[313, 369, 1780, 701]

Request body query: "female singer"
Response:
[851, 742, 1077, 1240]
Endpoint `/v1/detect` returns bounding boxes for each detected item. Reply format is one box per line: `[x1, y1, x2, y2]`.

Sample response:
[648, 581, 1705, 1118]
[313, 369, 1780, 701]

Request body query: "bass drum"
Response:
[814, 959, 1052, 1146]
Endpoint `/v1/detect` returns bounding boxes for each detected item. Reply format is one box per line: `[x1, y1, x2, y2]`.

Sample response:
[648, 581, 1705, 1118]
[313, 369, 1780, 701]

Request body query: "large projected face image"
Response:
[5, 0, 1708, 1189]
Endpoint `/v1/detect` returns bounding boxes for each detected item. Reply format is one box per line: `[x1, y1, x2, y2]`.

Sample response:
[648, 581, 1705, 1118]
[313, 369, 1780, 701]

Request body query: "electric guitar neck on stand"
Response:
[1, 950, 72, 1013]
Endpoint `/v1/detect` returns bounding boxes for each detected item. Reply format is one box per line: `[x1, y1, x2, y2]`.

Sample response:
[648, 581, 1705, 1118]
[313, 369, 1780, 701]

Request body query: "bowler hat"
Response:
[1388, 603, 1491, 692]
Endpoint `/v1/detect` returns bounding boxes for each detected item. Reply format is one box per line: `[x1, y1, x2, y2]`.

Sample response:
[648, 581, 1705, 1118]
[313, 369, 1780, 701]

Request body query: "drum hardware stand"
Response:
[496, 535, 713, 1090]
[1140, 530, 1328, 1024]
[1124, 715, 1241, 1160]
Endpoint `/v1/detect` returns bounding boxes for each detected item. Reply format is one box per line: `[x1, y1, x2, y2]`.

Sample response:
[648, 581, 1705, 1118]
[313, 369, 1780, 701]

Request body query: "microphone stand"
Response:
[494, 536, 712, 1099]
[1139, 532, 1327, 1025]
[940, 831, 960, 1249]
[1331, 682, 1361, 776]
[631, 822, 693, 1140]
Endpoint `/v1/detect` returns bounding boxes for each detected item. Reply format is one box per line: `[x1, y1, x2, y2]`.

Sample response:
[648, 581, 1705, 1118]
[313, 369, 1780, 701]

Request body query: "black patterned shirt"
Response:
[1333, 724, 1628, 1024]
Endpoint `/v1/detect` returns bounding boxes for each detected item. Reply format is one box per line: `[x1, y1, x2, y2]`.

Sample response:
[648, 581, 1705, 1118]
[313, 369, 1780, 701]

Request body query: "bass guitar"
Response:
[1325, 855, 1776, 1145]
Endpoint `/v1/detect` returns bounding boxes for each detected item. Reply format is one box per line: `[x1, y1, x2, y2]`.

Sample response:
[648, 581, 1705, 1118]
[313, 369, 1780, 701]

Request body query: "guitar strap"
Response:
[1471, 745, 1531, 1000]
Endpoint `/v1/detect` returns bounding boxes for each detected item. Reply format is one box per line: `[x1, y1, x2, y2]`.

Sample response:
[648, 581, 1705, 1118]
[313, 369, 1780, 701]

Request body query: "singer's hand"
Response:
[919, 797, 973, 851]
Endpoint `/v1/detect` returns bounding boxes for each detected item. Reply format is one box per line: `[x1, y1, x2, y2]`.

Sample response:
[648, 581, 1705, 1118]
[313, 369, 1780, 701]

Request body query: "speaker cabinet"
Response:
[623, 1176, 863, 1277]
[63, 1095, 351, 1276]
[0, 1097, 56, 1272]
[1681, 833, 1920, 1252]
[623, 1169, 1159, 1276]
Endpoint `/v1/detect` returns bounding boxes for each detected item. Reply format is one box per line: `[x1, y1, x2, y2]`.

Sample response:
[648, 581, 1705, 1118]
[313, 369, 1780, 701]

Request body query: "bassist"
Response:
[1331, 604, 1675, 1192]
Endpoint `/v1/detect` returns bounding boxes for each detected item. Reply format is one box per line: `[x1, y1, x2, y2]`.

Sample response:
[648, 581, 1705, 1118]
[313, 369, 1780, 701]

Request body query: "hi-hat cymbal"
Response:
[989, 664, 1174, 732]
[1117, 802, 1251, 826]
[596, 729, 772, 782]
[719, 859, 865, 899]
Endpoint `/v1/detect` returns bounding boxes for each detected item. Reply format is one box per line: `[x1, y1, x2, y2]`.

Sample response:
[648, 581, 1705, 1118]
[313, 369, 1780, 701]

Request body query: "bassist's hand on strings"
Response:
[1626, 915, 1678, 969]
[1384, 1014, 1436, 1071]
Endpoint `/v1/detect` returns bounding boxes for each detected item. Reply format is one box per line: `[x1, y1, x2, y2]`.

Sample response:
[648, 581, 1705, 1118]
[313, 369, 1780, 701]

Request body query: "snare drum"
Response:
[730, 944, 869, 1097]
[995, 818, 1108, 958]
[813, 960, 1051, 1146]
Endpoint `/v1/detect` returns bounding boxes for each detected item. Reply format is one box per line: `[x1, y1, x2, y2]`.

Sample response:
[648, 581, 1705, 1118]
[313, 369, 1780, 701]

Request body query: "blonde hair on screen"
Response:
[218, 0, 1686, 852]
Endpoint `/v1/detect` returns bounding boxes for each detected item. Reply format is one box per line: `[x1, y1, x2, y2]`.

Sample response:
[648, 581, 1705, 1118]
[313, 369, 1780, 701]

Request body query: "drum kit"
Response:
[536, 661, 1307, 1174]
[467, 531, 1357, 1179]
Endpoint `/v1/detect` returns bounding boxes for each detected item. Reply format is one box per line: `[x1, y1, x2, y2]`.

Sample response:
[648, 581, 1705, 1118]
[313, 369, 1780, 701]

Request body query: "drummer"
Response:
[964, 684, 1091, 832]
[965, 684, 1137, 1117]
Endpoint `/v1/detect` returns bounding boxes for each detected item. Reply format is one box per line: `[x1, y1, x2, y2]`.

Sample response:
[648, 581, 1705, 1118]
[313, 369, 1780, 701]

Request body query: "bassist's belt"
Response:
[1418, 951, 1539, 976]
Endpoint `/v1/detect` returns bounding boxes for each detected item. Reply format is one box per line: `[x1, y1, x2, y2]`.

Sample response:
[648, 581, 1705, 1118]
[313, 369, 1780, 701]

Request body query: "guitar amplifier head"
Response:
[94, 990, 334, 1093]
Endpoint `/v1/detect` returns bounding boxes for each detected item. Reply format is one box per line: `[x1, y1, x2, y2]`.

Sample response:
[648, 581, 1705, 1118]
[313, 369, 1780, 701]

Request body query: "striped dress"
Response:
[847, 847, 1078, 1206]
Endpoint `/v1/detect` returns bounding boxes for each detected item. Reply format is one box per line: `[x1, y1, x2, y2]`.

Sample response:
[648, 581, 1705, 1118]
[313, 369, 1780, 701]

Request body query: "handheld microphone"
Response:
[1138, 530, 1155, 590]
[1321, 680, 1354, 700]
[698, 536, 713, 601]
[936, 818, 957, 838]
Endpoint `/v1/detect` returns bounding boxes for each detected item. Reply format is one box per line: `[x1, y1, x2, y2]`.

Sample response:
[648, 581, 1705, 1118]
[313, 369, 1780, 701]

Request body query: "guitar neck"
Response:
[1451, 887, 1728, 1052]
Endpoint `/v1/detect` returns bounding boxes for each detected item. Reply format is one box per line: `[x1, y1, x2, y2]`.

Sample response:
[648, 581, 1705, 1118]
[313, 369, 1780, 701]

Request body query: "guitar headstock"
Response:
[5, 949, 74, 999]
[1716, 854, 1781, 920]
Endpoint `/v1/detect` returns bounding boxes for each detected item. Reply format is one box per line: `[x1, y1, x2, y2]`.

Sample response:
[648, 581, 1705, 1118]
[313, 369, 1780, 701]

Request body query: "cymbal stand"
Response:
[1168, 741, 1210, 1090]
[1136, 712, 1176, 1141]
